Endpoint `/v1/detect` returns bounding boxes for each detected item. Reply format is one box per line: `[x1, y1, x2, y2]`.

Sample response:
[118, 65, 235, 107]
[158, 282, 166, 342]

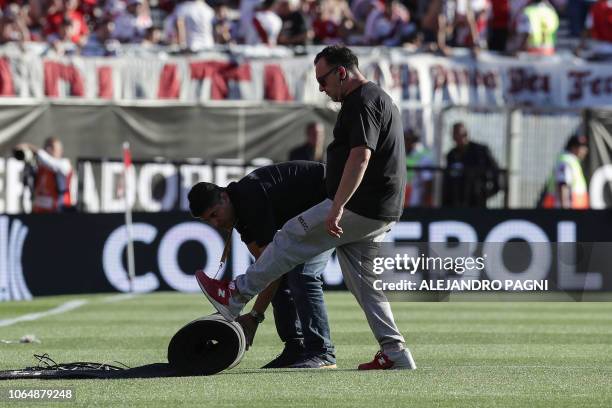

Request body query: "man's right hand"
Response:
[326, 204, 344, 237]
[236, 313, 259, 350]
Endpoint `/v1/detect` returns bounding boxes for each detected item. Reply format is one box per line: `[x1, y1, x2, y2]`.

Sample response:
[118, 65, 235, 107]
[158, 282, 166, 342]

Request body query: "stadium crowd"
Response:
[0, 0, 609, 58]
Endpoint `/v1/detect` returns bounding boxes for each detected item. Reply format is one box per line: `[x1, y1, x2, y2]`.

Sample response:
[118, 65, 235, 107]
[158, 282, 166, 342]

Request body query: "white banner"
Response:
[0, 50, 611, 107]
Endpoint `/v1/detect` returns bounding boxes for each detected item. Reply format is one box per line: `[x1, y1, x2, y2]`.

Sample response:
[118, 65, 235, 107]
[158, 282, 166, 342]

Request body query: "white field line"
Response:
[0, 299, 88, 327]
[417, 365, 612, 371]
[100, 293, 139, 303]
[0, 293, 140, 327]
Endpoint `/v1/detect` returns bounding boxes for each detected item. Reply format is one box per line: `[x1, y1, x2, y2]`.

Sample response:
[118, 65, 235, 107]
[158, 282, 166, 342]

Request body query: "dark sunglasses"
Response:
[316, 65, 340, 87]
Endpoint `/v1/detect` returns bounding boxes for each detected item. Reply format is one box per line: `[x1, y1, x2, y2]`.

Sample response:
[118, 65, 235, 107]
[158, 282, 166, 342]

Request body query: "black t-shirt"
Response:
[226, 161, 326, 247]
[289, 143, 315, 161]
[326, 82, 406, 221]
[280, 11, 308, 44]
[442, 141, 500, 207]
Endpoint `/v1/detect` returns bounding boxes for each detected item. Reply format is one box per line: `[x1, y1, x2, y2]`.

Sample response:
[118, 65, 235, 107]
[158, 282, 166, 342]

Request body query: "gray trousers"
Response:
[233, 199, 405, 346]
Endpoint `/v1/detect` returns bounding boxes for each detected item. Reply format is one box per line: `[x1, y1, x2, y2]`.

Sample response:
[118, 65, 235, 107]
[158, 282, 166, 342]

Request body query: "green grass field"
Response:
[1, 292, 611, 407]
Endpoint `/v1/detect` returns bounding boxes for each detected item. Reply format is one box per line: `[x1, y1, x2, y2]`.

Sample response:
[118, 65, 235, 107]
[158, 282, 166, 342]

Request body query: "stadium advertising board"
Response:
[1, 209, 610, 300]
[587, 109, 612, 208]
[76, 159, 271, 213]
[0, 159, 272, 214]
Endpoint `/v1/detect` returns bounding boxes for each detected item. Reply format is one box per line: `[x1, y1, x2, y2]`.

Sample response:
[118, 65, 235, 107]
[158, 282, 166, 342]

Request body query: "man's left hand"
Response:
[236, 313, 259, 350]
[326, 205, 344, 238]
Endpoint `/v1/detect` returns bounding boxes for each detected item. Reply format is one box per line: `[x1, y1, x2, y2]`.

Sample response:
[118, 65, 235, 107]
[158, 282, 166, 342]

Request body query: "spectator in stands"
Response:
[402, 0, 421, 19]
[0, 3, 31, 44]
[157, 0, 177, 17]
[404, 128, 434, 208]
[212, 1, 234, 45]
[442, 122, 501, 208]
[243, 0, 282, 46]
[509, 0, 559, 55]
[25, 0, 45, 41]
[540, 134, 589, 209]
[347, 0, 381, 44]
[113, 0, 152, 43]
[46, 16, 79, 55]
[301, 0, 317, 20]
[164, 0, 214, 52]
[104, 0, 127, 19]
[351, 0, 379, 28]
[577, 0, 612, 60]
[44, 0, 65, 35]
[308, 0, 354, 45]
[419, 0, 442, 47]
[14, 137, 74, 213]
[238, 0, 264, 43]
[142, 26, 163, 47]
[45, 0, 88, 46]
[504, 0, 529, 50]
[276, 0, 312, 46]
[288, 121, 325, 162]
[364, 0, 415, 46]
[487, 0, 511, 51]
[45, 18, 78, 56]
[81, 18, 119, 56]
[437, 0, 487, 55]
[308, 4, 337, 45]
[78, 0, 98, 23]
[567, 0, 597, 37]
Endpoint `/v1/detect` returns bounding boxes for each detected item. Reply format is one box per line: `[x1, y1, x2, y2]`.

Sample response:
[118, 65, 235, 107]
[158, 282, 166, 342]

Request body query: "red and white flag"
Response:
[123, 142, 132, 168]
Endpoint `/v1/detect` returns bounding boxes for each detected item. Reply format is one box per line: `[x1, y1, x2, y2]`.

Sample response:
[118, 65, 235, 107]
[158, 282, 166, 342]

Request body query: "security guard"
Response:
[541, 134, 589, 209]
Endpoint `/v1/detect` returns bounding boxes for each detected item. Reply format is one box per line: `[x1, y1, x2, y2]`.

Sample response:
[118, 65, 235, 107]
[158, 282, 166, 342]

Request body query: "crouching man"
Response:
[188, 161, 335, 369]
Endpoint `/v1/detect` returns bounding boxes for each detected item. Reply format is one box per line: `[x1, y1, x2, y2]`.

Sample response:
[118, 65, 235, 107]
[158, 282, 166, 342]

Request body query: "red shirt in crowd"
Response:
[312, 19, 339, 43]
[590, 0, 612, 42]
[45, 10, 89, 44]
[489, 0, 510, 30]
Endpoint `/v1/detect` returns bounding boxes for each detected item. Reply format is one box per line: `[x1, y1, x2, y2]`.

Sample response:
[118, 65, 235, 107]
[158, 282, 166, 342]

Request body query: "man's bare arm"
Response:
[557, 183, 572, 209]
[176, 17, 187, 49]
[326, 146, 371, 237]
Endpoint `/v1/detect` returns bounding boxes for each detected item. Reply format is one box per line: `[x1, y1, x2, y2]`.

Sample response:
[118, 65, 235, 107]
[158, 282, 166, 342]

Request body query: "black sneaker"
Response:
[261, 340, 305, 369]
[287, 355, 337, 369]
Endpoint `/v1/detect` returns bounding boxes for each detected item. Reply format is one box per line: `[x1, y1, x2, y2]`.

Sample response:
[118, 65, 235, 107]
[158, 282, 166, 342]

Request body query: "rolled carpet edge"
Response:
[168, 314, 246, 376]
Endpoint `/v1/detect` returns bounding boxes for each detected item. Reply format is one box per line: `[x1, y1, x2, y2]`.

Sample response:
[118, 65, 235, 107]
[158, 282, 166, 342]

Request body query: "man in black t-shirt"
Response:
[288, 121, 326, 162]
[324, 66, 406, 222]
[276, 0, 311, 46]
[442, 122, 501, 207]
[196, 46, 416, 371]
[188, 161, 335, 369]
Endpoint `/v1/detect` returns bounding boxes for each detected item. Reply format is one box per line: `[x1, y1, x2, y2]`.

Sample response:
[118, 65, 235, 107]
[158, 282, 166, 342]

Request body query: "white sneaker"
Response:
[386, 348, 417, 370]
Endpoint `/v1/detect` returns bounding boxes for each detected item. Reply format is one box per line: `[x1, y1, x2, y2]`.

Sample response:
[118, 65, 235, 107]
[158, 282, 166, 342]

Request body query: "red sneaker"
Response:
[195, 270, 239, 321]
[358, 349, 416, 370]
[358, 351, 394, 370]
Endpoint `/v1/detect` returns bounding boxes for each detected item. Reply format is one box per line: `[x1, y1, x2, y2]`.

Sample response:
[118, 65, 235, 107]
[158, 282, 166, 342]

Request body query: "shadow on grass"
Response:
[1, 363, 363, 380]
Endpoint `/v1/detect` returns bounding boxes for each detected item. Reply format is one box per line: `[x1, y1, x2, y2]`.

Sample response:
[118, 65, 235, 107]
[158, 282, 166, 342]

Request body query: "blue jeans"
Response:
[271, 249, 335, 361]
